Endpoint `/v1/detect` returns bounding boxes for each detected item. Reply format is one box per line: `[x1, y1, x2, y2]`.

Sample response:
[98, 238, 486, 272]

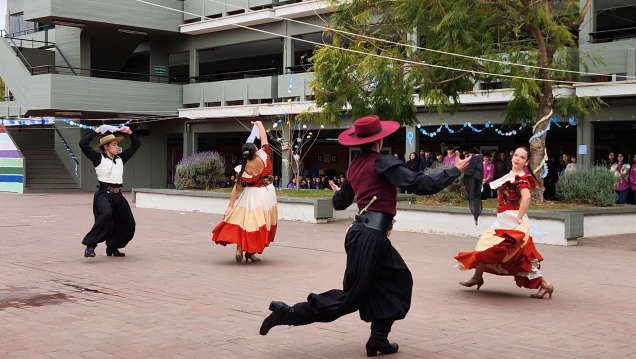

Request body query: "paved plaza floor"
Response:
[1, 192, 635, 359]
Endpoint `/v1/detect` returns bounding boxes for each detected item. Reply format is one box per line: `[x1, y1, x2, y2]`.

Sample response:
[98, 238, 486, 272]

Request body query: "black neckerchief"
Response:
[102, 153, 120, 164]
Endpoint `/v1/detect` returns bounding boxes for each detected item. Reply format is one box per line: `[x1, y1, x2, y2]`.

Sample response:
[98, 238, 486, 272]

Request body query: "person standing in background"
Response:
[605, 152, 616, 168]
[544, 155, 558, 200]
[502, 150, 513, 175]
[443, 146, 456, 167]
[630, 154, 636, 204]
[565, 156, 578, 172]
[405, 152, 420, 172]
[558, 154, 570, 176]
[419, 148, 434, 172]
[611, 153, 630, 205]
[482, 153, 495, 200]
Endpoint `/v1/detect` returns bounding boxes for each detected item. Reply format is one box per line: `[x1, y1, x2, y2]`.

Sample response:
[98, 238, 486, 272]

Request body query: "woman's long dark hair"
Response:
[236, 143, 257, 184]
[516, 146, 545, 191]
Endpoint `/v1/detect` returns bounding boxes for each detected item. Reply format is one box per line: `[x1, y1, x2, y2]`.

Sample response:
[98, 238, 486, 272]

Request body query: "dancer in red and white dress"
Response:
[454, 146, 554, 299]
[212, 121, 277, 263]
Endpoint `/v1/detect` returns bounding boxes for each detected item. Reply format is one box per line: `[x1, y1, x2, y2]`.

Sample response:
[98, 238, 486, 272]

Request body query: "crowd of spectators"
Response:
[220, 148, 636, 204]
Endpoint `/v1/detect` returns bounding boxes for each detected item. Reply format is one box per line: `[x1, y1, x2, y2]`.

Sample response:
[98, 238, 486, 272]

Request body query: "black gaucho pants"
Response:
[292, 223, 413, 327]
[82, 191, 135, 249]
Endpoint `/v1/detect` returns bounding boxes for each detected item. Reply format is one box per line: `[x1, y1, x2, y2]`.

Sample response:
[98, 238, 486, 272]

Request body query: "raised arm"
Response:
[118, 127, 141, 164]
[251, 121, 267, 147]
[375, 152, 469, 196]
[79, 127, 103, 167]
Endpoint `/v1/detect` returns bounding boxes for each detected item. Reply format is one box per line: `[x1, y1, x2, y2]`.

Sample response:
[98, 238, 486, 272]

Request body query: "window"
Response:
[591, 1, 636, 43]
[9, 13, 37, 37]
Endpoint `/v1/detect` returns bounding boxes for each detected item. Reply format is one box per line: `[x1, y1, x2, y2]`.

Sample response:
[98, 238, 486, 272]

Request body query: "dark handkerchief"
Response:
[462, 155, 483, 225]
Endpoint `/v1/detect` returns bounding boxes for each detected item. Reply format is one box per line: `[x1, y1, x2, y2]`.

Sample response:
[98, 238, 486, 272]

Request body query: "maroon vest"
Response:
[347, 152, 398, 216]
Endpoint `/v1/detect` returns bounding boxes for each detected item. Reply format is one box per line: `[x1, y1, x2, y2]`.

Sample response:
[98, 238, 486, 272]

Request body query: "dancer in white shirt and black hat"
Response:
[79, 125, 141, 258]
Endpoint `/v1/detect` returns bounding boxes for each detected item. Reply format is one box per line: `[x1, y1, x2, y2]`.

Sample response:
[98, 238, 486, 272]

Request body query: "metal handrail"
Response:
[29, 65, 178, 83]
[54, 127, 79, 178]
[192, 67, 283, 83]
[2, 34, 76, 75]
[0, 25, 52, 38]
[6, 36, 33, 68]
[589, 26, 636, 43]
[52, 44, 77, 76]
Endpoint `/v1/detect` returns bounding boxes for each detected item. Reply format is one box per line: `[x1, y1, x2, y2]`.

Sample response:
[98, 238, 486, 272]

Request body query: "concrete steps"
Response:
[21, 150, 80, 192]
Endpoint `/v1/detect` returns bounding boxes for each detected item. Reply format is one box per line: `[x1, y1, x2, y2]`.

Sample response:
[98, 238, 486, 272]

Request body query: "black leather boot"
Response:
[259, 301, 293, 335]
[84, 246, 96, 258]
[365, 321, 398, 357]
[106, 247, 125, 257]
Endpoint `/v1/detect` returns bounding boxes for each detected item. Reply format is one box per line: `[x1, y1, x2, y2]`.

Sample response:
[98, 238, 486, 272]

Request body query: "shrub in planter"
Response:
[417, 166, 467, 205]
[556, 166, 618, 206]
[174, 151, 225, 190]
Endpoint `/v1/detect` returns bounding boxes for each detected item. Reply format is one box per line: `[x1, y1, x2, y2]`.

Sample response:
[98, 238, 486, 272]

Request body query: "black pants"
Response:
[481, 183, 491, 200]
[291, 223, 413, 327]
[544, 181, 556, 200]
[82, 191, 135, 248]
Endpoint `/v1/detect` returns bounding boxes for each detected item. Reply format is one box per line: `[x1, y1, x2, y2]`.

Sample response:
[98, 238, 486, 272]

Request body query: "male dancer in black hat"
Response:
[259, 115, 470, 356]
[79, 125, 140, 258]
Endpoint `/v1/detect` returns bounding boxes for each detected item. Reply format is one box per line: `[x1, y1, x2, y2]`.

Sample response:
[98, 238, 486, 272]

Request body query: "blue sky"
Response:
[0, 0, 6, 31]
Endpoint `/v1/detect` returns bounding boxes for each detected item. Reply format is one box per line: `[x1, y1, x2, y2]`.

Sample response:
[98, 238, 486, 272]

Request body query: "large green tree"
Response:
[307, 0, 603, 200]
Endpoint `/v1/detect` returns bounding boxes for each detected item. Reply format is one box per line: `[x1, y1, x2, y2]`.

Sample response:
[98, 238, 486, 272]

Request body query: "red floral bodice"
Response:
[496, 174, 536, 213]
[235, 144, 273, 187]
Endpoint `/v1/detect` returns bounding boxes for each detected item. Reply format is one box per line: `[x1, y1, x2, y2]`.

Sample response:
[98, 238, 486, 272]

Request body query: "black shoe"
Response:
[259, 301, 293, 335]
[106, 247, 125, 257]
[84, 246, 96, 258]
[365, 329, 399, 357]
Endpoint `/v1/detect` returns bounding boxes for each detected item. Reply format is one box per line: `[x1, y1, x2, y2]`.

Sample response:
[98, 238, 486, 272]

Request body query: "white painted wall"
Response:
[136, 191, 325, 223]
[584, 214, 636, 238]
[393, 210, 570, 246]
[136, 192, 583, 245]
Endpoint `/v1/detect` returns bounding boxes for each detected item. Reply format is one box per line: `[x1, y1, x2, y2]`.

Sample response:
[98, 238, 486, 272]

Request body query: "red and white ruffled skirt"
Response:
[454, 211, 545, 289]
[212, 184, 278, 254]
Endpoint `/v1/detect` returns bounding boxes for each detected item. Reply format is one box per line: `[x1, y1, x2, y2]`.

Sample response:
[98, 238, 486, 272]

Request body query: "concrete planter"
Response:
[133, 188, 337, 224]
[132, 188, 636, 246]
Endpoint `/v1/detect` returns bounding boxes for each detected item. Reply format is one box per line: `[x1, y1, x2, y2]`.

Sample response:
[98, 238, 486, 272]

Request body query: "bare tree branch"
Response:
[430, 71, 471, 85]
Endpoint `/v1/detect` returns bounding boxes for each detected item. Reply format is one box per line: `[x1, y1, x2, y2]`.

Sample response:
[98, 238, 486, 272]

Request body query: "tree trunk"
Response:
[529, 95, 554, 203]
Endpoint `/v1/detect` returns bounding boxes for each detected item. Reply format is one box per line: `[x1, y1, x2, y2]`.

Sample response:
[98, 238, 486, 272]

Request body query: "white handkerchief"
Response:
[246, 125, 260, 143]
[100, 125, 120, 134]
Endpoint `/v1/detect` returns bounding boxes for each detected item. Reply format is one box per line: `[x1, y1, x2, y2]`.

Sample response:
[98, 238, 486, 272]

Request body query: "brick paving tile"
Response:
[1, 193, 636, 359]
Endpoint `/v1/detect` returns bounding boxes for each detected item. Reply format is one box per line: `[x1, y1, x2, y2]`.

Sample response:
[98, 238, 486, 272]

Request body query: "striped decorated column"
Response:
[0, 124, 24, 193]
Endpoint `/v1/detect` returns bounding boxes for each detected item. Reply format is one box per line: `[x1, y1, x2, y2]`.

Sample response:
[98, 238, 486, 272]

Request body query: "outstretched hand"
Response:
[453, 151, 471, 173]
[329, 180, 340, 192]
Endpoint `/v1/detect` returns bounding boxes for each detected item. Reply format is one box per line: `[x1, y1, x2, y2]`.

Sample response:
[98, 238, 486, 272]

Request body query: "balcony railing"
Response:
[29, 66, 179, 84]
[192, 67, 283, 83]
[589, 27, 636, 43]
[286, 63, 313, 74]
[1, 25, 54, 38]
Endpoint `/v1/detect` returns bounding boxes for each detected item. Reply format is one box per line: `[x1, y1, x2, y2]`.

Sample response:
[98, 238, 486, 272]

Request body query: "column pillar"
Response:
[627, 48, 635, 78]
[576, 119, 594, 167]
[283, 23, 295, 74]
[189, 49, 199, 79]
[183, 126, 198, 157]
[405, 126, 419, 161]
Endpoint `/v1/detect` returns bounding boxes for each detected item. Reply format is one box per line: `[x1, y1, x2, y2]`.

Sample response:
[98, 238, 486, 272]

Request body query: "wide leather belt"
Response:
[354, 210, 394, 234]
[98, 183, 122, 194]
